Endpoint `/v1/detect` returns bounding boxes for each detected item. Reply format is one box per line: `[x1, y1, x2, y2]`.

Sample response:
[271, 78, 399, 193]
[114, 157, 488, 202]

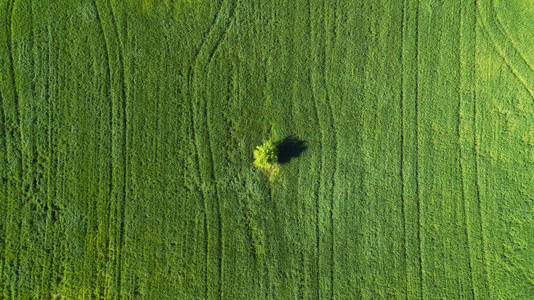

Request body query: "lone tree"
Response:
[253, 139, 280, 182]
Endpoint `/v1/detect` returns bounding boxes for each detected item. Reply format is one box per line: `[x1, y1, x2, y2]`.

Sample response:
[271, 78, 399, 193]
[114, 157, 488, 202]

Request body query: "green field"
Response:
[1, 0, 534, 298]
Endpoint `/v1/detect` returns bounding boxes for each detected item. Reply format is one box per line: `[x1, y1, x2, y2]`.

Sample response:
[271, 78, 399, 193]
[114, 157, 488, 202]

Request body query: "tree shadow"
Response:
[276, 136, 307, 164]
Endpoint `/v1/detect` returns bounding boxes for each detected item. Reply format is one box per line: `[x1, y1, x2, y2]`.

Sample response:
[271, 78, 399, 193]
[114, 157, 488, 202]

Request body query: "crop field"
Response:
[1, 0, 534, 298]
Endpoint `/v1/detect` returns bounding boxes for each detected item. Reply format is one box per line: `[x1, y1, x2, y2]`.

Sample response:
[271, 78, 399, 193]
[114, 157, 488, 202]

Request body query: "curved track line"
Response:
[203, 2, 239, 298]
[492, 0, 534, 78]
[185, 68, 209, 297]
[205, 1, 237, 69]
[189, 0, 224, 71]
[189, 0, 234, 77]
[190, 1, 238, 297]
[477, 4, 534, 101]
[477, 15, 533, 296]
[183, 48, 210, 298]
[187, 2, 236, 297]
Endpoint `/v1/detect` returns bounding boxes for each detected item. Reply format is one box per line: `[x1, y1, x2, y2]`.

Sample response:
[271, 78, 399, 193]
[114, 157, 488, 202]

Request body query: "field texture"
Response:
[1, 0, 534, 298]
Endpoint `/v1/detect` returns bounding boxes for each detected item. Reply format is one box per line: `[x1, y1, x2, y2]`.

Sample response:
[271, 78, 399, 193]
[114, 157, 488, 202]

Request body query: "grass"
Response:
[1, 0, 534, 298]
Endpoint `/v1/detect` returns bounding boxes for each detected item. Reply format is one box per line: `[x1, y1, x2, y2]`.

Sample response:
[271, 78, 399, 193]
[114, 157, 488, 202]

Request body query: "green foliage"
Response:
[253, 139, 280, 182]
[252, 139, 277, 169]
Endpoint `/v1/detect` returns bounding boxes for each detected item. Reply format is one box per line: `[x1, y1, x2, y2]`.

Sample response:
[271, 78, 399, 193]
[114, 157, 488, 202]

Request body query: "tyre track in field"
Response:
[458, 50, 476, 300]
[55, 27, 69, 295]
[185, 67, 209, 297]
[41, 22, 57, 298]
[20, 1, 37, 291]
[0, 91, 6, 295]
[474, 1, 492, 294]
[3, 0, 23, 295]
[189, 0, 223, 75]
[414, 1, 424, 297]
[475, 2, 504, 296]
[473, 54, 491, 300]
[311, 74, 322, 300]
[263, 8, 276, 293]
[5, 0, 19, 137]
[400, 0, 409, 296]
[0, 1, 12, 285]
[205, 0, 237, 69]
[459, 2, 476, 298]
[34, 12, 51, 294]
[188, 1, 237, 297]
[203, 2, 238, 298]
[185, 48, 210, 297]
[491, 0, 534, 85]
[108, 3, 128, 295]
[307, 1, 323, 297]
[477, 1, 534, 101]
[323, 0, 338, 296]
[92, 2, 113, 297]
